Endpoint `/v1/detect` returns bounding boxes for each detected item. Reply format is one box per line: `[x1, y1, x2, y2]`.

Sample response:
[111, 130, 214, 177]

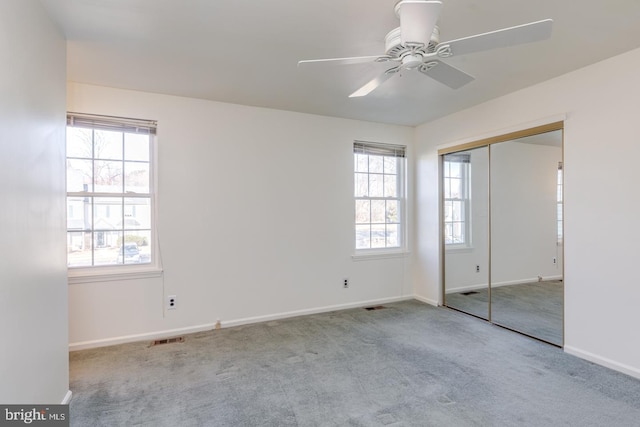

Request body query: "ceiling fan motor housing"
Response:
[384, 25, 440, 57]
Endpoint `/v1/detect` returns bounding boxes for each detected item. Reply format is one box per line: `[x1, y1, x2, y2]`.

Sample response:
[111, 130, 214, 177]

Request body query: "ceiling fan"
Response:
[298, 0, 553, 97]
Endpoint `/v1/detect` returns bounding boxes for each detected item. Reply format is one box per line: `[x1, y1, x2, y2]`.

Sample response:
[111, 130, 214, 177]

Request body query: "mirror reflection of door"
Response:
[490, 130, 563, 346]
[443, 146, 489, 319]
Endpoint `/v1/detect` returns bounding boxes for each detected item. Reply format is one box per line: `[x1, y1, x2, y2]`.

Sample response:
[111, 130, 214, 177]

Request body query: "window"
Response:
[66, 113, 157, 270]
[443, 153, 470, 246]
[557, 161, 563, 241]
[354, 141, 406, 251]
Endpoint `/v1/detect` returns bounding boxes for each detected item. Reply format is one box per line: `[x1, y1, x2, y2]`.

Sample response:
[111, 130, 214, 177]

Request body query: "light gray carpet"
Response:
[446, 281, 563, 346]
[69, 300, 640, 426]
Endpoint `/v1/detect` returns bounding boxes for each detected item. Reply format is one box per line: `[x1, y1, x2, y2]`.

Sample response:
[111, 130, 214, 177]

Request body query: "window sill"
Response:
[352, 250, 410, 261]
[445, 245, 473, 253]
[68, 265, 163, 284]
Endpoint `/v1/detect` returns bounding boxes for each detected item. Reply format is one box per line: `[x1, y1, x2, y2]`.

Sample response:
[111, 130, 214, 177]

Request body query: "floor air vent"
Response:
[364, 305, 387, 311]
[151, 336, 184, 346]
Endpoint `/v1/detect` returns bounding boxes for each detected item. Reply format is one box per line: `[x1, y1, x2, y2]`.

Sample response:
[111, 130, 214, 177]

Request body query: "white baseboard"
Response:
[446, 276, 564, 294]
[221, 296, 414, 329]
[61, 390, 72, 404]
[445, 283, 488, 294]
[413, 294, 438, 307]
[69, 295, 415, 351]
[69, 321, 224, 351]
[564, 345, 640, 380]
[492, 275, 563, 287]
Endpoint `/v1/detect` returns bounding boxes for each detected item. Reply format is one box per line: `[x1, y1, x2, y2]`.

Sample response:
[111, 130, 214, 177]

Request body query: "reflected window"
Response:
[354, 141, 406, 251]
[66, 113, 156, 268]
[557, 162, 563, 241]
[444, 154, 470, 246]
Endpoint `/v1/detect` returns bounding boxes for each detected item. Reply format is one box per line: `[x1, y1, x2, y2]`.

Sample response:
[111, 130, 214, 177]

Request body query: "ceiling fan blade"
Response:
[418, 60, 475, 89]
[298, 55, 390, 67]
[396, 0, 443, 46]
[349, 68, 399, 98]
[437, 19, 553, 57]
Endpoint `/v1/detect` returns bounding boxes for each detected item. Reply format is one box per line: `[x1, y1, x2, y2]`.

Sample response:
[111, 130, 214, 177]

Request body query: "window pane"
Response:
[443, 178, 451, 199]
[449, 178, 462, 199]
[94, 231, 121, 266]
[451, 201, 463, 221]
[125, 133, 150, 162]
[355, 173, 368, 197]
[124, 162, 150, 193]
[128, 230, 151, 263]
[386, 200, 398, 223]
[452, 222, 464, 244]
[94, 160, 123, 193]
[383, 157, 397, 174]
[369, 155, 383, 173]
[94, 197, 122, 231]
[124, 198, 151, 230]
[67, 231, 92, 267]
[94, 130, 123, 160]
[369, 174, 383, 197]
[384, 175, 397, 197]
[386, 224, 399, 247]
[444, 201, 453, 222]
[371, 200, 385, 223]
[355, 225, 371, 249]
[371, 224, 386, 248]
[67, 196, 91, 230]
[120, 231, 151, 264]
[67, 128, 93, 158]
[67, 159, 93, 192]
[449, 162, 461, 178]
[355, 154, 368, 173]
[355, 200, 370, 224]
[444, 223, 453, 244]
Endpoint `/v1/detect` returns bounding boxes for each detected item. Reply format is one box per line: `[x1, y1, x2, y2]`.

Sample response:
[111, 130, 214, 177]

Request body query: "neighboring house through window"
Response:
[354, 141, 406, 251]
[66, 113, 157, 270]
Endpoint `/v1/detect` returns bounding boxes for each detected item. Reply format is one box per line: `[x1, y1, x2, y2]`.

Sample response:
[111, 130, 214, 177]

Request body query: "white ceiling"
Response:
[40, 0, 640, 126]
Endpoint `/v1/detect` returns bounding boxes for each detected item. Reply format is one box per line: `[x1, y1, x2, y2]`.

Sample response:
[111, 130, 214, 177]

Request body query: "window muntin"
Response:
[443, 154, 470, 246]
[354, 142, 406, 251]
[66, 114, 156, 269]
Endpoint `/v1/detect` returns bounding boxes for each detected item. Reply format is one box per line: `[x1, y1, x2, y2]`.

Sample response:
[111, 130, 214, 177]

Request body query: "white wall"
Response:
[67, 83, 414, 348]
[415, 47, 640, 378]
[0, 1, 69, 403]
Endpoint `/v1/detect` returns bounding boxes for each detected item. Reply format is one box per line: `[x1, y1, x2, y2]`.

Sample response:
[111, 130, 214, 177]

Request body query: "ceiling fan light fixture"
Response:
[394, 0, 442, 45]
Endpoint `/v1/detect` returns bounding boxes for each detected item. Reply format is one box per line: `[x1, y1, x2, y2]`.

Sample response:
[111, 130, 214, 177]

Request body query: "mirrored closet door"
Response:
[442, 147, 489, 320]
[441, 125, 564, 346]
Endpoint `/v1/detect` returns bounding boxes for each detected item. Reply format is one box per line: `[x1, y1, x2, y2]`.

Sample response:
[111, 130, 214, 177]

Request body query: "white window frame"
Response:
[66, 113, 162, 283]
[443, 154, 471, 249]
[353, 141, 407, 257]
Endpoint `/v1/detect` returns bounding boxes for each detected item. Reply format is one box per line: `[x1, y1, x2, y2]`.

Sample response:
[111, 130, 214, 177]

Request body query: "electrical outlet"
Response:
[167, 295, 177, 310]
[553, 257, 557, 264]
[476, 265, 480, 273]
[343, 278, 349, 289]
